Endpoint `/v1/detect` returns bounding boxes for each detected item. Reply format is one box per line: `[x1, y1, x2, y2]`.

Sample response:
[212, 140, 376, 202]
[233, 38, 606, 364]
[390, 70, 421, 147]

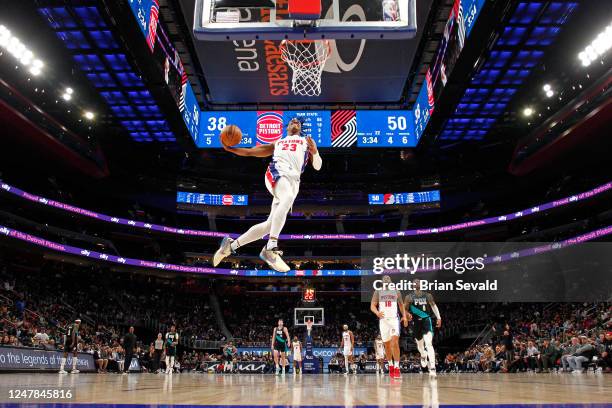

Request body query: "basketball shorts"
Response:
[64, 341, 74, 353]
[375, 348, 385, 360]
[379, 317, 400, 342]
[274, 341, 287, 352]
[166, 346, 177, 357]
[412, 317, 433, 341]
[294, 354, 302, 362]
[265, 169, 300, 201]
[343, 346, 352, 357]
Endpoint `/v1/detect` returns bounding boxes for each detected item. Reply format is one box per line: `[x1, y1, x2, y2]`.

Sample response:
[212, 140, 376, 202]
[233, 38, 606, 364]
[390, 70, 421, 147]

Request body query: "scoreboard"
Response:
[198, 111, 331, 148]
[177, 191, 248, 206]
[196, 110, 419, 148]
[356, 111, 416, 147]
[368, 190, 441, 205]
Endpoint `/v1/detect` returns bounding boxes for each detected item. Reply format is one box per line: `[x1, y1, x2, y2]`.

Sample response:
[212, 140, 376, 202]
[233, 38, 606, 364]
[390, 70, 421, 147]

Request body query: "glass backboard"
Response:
[194, 0, 417, 40]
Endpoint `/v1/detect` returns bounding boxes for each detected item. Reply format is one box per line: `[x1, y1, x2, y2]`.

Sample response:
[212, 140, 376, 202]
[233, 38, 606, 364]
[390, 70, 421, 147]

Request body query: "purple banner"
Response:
[0, 224, 611, 278]
[1, 181, 610, 240]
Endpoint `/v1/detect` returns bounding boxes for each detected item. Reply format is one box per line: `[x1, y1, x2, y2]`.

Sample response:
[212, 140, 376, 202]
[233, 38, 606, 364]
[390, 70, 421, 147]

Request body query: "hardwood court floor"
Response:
[0, 372, 610, 406]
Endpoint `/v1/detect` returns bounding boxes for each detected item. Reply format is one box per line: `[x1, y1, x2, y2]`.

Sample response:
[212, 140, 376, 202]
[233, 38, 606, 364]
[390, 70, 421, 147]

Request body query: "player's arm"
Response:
[350, 331, 354, 351]
[427, 293, 442, 328]
[398, 291, 409, 327]
[284, 327, 290, 344]
[271, 328, 276, 349]
[223, 143, 275, 157]
[370, 291, 384, 319]
[306, 137, 322, 171]
[403, 294, 413, 324]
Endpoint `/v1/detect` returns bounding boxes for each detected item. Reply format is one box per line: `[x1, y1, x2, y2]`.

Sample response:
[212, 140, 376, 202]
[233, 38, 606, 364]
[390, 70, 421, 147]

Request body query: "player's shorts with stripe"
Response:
[274, 341, 287, 352]
[343, 346, 352, 356]
[379, 317, 400, 342]
[412, 317, 433, 341]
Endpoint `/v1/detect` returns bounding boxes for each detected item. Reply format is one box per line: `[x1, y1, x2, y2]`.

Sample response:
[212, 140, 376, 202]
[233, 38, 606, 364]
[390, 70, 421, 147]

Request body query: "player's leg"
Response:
[260, 177, 297, 272]
[280, 351, 286, 374]
[390, 335, 401, 377]
[273, 349, 280, 374]
[213, 198, 279, 266]
[416, 338, 427, 370]
[423, 331, 437, 376]
[59, 351, 68, 374]
[343, 350, 350, 375]
[71, 351, 79, 373]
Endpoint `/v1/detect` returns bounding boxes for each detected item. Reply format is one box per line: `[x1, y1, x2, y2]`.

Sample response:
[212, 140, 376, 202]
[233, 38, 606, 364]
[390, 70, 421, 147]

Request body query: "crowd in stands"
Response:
[0, 255, 610, 374]
[441, 303, 611, 373]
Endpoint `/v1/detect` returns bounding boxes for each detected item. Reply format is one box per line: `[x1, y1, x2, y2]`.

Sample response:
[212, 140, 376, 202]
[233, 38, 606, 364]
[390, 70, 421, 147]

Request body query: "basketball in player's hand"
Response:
[220, 125, 242, 147]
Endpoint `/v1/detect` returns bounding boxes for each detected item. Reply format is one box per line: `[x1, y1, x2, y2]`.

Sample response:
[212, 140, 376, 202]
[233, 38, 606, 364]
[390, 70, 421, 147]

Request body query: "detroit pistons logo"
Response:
[222, 195, 234, 206]
[256, 112, 284, 144]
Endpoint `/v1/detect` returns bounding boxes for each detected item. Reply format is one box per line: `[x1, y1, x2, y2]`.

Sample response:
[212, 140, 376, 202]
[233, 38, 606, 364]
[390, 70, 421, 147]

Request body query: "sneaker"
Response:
[122, 372, 128, 375]
[275, 367, 281, 375]
[389, 366, 395, 378]
[59, 369, 67, 374]
[259, 247, 290, 273]
[429, 369, 437, 378]
[213, 237, 234, 266]
[421, 357, 428, 369]
[393, 367, 401, 379]
[71, 369, 80, 374]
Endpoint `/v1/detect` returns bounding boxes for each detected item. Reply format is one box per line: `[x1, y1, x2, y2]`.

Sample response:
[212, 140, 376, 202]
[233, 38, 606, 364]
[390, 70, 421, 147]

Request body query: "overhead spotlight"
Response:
[62, 92, 72, 101]
[83, 111, 95, 120]
[543, 84, 551, 92]
[545, 90, 554, 98]
[523, 107, 534, 117]
[65, 87, 73, 95]
[578, 21, 612, 67]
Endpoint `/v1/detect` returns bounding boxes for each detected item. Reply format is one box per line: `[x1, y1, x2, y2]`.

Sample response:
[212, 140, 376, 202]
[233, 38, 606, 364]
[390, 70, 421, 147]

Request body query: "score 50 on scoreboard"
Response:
[195, 110, 418, 148]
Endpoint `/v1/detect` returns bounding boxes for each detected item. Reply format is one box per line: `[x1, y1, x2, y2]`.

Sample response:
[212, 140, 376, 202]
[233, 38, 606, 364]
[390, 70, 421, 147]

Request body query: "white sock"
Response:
[394, 361, 399, 368]
[72, 357, 77, 369]
[266, 238, 278, 250]
[60, 357, 66, 370]
[230, 240, 240, 252]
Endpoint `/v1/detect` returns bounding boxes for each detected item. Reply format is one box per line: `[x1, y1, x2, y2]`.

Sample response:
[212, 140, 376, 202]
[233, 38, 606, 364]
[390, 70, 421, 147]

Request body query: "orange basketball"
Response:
[220, 125, 242, 147]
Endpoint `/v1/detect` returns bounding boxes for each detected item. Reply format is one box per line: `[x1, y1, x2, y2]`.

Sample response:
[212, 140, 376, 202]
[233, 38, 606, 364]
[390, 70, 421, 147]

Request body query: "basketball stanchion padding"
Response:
[288, 0, 322, 20]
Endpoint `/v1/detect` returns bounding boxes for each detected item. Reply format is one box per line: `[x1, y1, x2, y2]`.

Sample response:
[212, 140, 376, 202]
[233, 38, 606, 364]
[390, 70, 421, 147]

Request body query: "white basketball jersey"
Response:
[271, 135, 309, 179]
[378, 290, 399, 318]
[292, 341, 301, 354]
[342, 331, 351, 347]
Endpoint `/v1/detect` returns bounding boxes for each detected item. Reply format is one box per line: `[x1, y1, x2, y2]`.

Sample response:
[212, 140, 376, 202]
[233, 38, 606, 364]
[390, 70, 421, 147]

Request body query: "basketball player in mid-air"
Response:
[404, 278, 442, 377]
[213, 118, 323, 272]
[340, 324, 355, 375]
[165, 325, 179, 374]
[374, 334, 386, 374]
[271, 319, 291, 375]
[59, 319, 81, 374]
[370, 275, 408, 379]
[291, 335, 303, 375]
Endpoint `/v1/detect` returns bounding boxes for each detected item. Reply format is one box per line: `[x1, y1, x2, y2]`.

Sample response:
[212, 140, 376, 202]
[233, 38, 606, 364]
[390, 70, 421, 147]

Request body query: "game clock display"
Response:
[356, 110, 416, 147]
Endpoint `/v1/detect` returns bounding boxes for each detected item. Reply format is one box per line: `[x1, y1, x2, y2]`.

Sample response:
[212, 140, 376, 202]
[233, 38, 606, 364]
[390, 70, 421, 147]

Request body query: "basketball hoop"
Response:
[280, 39, 331, 97]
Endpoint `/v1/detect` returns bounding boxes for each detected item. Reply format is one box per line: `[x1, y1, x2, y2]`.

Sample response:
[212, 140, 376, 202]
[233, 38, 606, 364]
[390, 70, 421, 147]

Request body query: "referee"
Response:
[123, 326, 137, 374]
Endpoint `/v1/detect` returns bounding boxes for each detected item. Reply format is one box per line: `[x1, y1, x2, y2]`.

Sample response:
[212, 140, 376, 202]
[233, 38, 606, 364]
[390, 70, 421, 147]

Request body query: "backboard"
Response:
[194, 0, 417, 41]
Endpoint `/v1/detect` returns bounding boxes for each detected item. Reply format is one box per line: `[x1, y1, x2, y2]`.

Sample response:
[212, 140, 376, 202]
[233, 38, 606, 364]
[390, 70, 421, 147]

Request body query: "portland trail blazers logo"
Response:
[331, 110, 356, 147]
[256, 111, 284, 144]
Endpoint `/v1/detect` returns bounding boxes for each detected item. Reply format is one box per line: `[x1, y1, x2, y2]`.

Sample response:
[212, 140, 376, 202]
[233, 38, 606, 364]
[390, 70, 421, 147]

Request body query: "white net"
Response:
[280, 39, 331, 97]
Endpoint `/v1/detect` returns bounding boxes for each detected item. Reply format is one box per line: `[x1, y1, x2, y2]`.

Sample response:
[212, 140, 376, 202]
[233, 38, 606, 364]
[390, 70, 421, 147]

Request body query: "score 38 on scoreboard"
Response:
[196, 110, 417, 148]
